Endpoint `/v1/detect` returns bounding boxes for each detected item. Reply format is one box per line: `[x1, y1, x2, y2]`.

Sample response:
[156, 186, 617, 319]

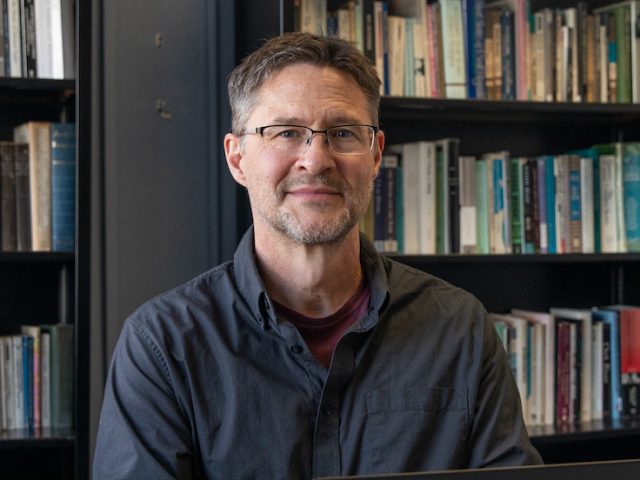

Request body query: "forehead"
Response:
[250, 63, 372, 124]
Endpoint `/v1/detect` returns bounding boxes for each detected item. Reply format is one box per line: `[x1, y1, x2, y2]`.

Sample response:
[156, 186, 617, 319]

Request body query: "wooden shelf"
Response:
[529, 419, 640, 444]
[390, 252, 640, 265]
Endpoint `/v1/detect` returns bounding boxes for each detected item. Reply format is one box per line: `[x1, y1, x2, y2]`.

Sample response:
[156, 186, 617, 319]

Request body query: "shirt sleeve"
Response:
[93, 317, 197, 479]
[465, 314, 544, 468]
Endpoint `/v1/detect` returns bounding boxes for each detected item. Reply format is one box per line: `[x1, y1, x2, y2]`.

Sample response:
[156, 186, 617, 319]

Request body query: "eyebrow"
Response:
[269, 115, 369, 126]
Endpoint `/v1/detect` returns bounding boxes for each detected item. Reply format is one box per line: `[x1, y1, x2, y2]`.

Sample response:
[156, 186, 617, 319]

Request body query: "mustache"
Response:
[279, 174, 346, 193]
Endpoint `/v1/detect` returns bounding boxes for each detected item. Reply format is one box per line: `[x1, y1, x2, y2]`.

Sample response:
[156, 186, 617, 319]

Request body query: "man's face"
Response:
[225, 63, 384, 245]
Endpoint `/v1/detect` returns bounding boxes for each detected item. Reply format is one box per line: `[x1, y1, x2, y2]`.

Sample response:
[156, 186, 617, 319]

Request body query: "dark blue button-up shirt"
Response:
[93, 228, 542, 479]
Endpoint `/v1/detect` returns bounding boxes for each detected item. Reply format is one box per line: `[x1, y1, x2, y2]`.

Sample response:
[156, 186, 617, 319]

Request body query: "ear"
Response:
[224, 133, 247, 187]
[371, 130, 385, 178]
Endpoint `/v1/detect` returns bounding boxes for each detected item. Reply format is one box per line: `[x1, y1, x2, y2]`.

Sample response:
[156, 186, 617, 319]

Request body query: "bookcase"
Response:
[0, 2, 90, 479]
[234, 0, 640, 466]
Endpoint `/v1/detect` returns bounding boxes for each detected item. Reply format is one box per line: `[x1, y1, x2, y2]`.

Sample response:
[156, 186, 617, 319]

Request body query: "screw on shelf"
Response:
[155, 99, 172, 120]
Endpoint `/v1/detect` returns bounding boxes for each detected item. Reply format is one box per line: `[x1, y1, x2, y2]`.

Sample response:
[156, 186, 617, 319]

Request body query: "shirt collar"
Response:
[233, 226, 390, 329]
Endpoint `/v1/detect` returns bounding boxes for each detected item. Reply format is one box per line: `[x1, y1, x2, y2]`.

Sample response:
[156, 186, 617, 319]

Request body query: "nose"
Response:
[297, 132, 335, 174]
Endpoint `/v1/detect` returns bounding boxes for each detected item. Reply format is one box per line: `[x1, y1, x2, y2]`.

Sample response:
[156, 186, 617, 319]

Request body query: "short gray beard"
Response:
[256, 173, 371, 245]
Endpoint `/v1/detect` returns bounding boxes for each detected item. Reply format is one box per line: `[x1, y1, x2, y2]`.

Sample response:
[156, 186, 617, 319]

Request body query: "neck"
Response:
[254, 226, 363, 318]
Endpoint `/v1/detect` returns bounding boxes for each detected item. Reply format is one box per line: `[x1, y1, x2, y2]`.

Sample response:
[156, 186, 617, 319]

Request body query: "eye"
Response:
[332, 128, 356, 138]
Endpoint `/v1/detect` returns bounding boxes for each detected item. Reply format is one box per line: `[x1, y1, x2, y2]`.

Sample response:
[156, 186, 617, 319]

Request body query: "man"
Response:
[93, 32, 541, 479]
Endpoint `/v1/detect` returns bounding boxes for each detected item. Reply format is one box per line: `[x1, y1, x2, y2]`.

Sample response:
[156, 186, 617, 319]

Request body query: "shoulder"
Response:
[123, 260, 240, 350]
[383, 256, 485, 313]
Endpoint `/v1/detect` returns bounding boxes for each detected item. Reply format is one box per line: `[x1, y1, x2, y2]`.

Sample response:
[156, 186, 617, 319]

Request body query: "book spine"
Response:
[537, 157, 548, 253]
[523, 159, 535, 253]
[1, 142, 17, 250]
[13, 142, 30, 251]
[622, 143, 640, 252]
[22, 0, 35, 77]
[556, 321, 571, 425]
[51, 123, 76, 252]
[509, 158, 524, 254]
[447, 139, 461, 253]
[602, 321, 612, 420]
[568, 155, 583, 253]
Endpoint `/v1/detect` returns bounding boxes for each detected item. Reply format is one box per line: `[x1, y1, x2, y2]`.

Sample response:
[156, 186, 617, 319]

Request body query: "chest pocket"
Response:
[360, 387, 469, 472]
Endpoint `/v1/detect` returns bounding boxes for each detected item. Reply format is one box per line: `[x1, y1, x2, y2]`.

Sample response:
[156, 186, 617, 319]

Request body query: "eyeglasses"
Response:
[237, 124, 379, 156]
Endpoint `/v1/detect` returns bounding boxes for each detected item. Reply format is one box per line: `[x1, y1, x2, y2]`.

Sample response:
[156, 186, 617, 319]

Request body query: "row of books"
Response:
[0, 0, 75, 79]
[362, 139, 640, 255]
[0, 121, 76, 252]
[0, 324, 73, 431]
[297, 0, 640, 103]
[491, 305, 640, 426]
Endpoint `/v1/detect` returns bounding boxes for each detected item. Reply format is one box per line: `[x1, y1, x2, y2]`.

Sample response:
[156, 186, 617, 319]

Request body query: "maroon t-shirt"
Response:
[273, 279, 370, 368]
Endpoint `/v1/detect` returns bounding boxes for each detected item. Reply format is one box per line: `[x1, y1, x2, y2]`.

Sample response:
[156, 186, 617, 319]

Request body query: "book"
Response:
[489, 313, 529, 420]
[14, 121, 52, 251]
[550, 307, 593, 423]
[13, 142, 31, 251]
[606, 305, 640, 418]
[401, 141, 436, 254]
[21, 325, 41, 429]
[440, 0, 468, 98]
[512, 309, 555, 426]
[43, 324, 74, 428]
[458, 155, 477, 253]
[7, 0, 22, 77]
[465, 0, 486, 99]
[621, 142, 640, 252]
[1, 141, 17, 250]
[510, 157, 525, 254]
[51, 122, 76, 252]
[475, 157, 490, 253]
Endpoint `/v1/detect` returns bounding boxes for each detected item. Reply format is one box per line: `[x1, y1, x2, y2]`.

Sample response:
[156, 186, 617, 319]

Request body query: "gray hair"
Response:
[227, 32, 381, 133]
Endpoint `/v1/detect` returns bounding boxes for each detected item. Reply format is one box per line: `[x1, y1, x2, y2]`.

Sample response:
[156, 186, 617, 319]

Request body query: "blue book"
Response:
[464, 0, 486, 98]
[51, 123, 76, 252]
[593, 308, 622, 421]
[23, 335, 33, 430]
[544, 156, 557, 254]
[622, 142, 640, 252]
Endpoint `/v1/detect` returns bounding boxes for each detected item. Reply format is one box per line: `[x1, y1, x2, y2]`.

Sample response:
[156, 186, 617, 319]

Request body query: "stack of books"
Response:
[0, 324, 74, 432]
[361, 140, 640, 256]
[296, 0, 640, 103]
[0, 122, 76, 253]
[491, 306, 640, 427]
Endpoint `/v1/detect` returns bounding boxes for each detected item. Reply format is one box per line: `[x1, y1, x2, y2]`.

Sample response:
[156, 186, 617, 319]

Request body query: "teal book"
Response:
[51, 123, 76, 252]
[622, 142, 640, 251]
[475, 158, 490, 254]
[544, 156, 557, 254]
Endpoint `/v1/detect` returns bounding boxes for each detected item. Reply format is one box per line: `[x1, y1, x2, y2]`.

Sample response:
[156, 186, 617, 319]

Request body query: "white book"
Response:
[459, 155, 477, 254]
[614, 143, 627, 253]
[373, 1, 385, 91]
[7, 0, 22, 77]
[591, 321, 604, 421]
[401, 143, 422, 254]
[439, 0, 468, 98]
[387, 15, 406, 96]
[600, 154, 619, 252]
[12, 336, 24, 429]
[2, 338, 16, 430]
[550, 307, 593, 423]
[512, 309, 555, 426]
[421, 142, 437, 254]
[412, 20, 427, 97]
[41, 331, 51, 428]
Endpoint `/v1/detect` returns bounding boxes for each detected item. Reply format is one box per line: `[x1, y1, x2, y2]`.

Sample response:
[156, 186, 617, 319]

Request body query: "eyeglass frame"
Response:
[235, 124, 380, 156]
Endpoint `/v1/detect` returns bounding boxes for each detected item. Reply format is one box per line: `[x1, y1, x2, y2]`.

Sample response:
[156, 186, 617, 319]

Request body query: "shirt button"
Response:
[290, 345, 303, 354]
[322, 405, 334, 416]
